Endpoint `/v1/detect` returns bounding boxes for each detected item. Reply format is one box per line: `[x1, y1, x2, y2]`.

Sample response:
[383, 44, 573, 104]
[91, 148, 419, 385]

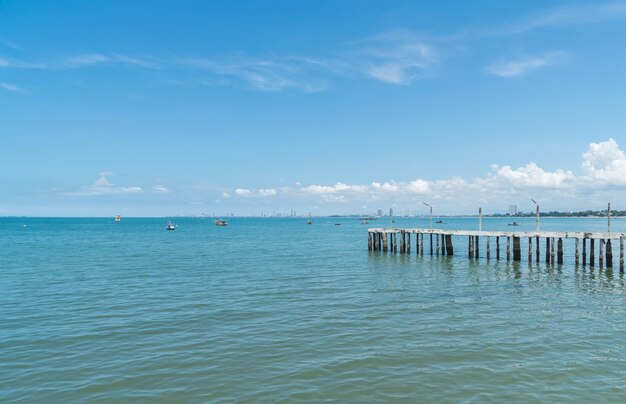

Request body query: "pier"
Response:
[367, 228, 626, 271]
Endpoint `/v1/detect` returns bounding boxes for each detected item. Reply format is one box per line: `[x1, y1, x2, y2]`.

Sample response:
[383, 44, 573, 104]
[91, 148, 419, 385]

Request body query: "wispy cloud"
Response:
[487, 51, 568, 78]
[63, 53, 159, 69]
[0, 56, 46, 69]
[511, 1, 626, 33]
[0, 82, 27, 93]
[67, 173, 143, 196]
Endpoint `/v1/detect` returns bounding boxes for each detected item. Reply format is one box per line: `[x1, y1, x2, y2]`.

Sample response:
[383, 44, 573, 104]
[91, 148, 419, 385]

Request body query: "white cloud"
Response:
[0, 82, 26, 93]
[153, 185, 170, 193]
[259, 188, 277, 197]
[63, 53, 158, 69]
[235, 188, 251, 196]
[222, 192, 231, 198]
[68, 173, 143, 196]
[489, 163, 574, 188]
[581, 138, 626, 185]
[487, 51, 567, 78]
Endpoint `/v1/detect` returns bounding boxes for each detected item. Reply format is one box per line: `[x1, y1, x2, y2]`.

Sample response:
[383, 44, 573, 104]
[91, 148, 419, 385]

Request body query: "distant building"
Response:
[509, 205, 517, 216]
[377, 209, 383, 217]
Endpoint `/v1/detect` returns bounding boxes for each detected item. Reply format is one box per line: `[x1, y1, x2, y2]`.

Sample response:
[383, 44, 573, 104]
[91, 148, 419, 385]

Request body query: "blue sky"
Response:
[2, 0, 626, 216]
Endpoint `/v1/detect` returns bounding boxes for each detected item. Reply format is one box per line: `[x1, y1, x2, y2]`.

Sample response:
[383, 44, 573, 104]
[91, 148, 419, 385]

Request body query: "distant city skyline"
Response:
[3, 1, 626, 216]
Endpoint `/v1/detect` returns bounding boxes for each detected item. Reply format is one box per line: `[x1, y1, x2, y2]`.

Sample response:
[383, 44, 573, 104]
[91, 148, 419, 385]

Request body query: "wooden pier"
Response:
[368, 228, 626, 271]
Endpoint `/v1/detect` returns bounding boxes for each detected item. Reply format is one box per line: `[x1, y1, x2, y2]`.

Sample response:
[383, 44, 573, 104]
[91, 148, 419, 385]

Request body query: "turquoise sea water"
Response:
[2, 216, 626, 402]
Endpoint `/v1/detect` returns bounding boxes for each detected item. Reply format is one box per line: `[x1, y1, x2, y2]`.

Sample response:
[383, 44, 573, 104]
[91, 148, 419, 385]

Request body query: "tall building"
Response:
[377, 209, 383, 217]
[509, 205, 517, 216]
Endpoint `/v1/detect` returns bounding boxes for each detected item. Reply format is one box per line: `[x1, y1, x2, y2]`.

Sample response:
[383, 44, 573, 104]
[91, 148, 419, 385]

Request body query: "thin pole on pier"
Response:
[531, 199, 540, 233]
[496, 236, 500, 260]
[575, 239, 579, 265]
[551, 238, 555, 265]
[606, 239, 612, 268]
[582, 238, 587, 266]
[469, 235, 473, 258]
[608, 203, 611, 235]
[486, 236, 490, 260]
[557, 238, 563, 264]
[546, 238, 550, 264]
[479, 207, 482, 231]
[528, 237, 532, 262]
[390, 208, 393, 230]
[422, 202, 432, 231]
[619, 236, 624, 272]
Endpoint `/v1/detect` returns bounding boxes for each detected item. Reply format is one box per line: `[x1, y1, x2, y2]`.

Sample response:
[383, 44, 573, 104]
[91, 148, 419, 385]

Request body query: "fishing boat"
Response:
[215, 219, 228, 226]
[306, 220, 312, 225]
[508, 222, 519, 226]
[115, 215, 122, 222]
[166, 222, 176, 231]
[435, 220, 443, 224]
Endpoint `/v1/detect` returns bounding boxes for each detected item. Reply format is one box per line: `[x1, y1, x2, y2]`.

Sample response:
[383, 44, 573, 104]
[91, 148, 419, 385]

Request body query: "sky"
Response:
[2, 0, 626, 216]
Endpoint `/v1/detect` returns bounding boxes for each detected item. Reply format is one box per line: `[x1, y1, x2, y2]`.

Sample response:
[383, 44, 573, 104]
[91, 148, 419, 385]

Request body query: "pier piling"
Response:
[606, 239, 613, 268]
[513, 236, 521, 261]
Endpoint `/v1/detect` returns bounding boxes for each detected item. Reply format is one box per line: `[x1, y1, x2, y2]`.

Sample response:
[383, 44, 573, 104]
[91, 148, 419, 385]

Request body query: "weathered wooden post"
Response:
[496, 236, 500, 260]
[536, 236, 540, 263]
[469, 235, 473, 258]
[420, 233, 424, 255]
[513, 236, 521, 261]
[506, 237, 511, 261]
[394, 233, 398, 253]
[599, 239, 604, 268]
[551, 238, 555, 265]
[430, 233, 433, 255]
[557, 238, 563, 264]
[368, 232, 372, 251]
[486, 236, 490, 260]
[475, 236, 479, 259]
[382, 232, 388, 252]
[528, 237, 532, 262]
[446, 234, 453, 255]
[545, 238, 550, 264]
[407, 232, 411, 254]
[606, 239, 613, 268]
[582, 238, 587, 266]
[436, 233, 440, 256]
[374, 232, 380, 251]
[590, 238, 595, 266]
[575, 239, 579, 265]
[442, 234, 446, 256]
[400, 232, 406, 254]
[619, 236, 624, 272]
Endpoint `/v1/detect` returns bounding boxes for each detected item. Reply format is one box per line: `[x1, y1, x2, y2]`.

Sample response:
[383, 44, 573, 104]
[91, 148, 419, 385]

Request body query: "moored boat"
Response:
[215, 219, 228, 226]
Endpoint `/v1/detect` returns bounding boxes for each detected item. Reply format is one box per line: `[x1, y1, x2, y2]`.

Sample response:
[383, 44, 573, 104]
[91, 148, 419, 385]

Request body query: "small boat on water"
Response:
[215, 219, 228, 226]
[335, 223, 341, 226]
[166, 222, 176, 231]
[115, 215, 122, 222]
[306, 220, 312, 225]
[361, 221, 369, 225]
[435, 220, 443, 224]
[508, 222, 519, 226]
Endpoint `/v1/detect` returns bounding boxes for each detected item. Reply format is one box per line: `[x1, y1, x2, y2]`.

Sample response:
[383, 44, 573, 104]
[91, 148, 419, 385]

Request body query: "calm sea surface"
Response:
[2, 216, 626, 402]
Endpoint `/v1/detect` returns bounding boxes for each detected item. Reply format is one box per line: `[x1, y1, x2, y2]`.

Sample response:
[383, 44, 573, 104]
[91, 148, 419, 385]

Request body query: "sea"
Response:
[2, 216, 626, 402]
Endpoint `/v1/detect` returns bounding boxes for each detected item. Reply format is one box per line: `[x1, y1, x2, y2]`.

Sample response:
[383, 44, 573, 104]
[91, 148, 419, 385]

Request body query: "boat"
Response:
[508, 222, 519, 226]
[361, 221, 369, 225]
[306, 220, 312, 225]
[115, 215, 122, 222]
[435, 220, 443, 224]
[166, 222, 176, 231]
[215, 219, 228, 226]
[334, 223, 341, 226]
